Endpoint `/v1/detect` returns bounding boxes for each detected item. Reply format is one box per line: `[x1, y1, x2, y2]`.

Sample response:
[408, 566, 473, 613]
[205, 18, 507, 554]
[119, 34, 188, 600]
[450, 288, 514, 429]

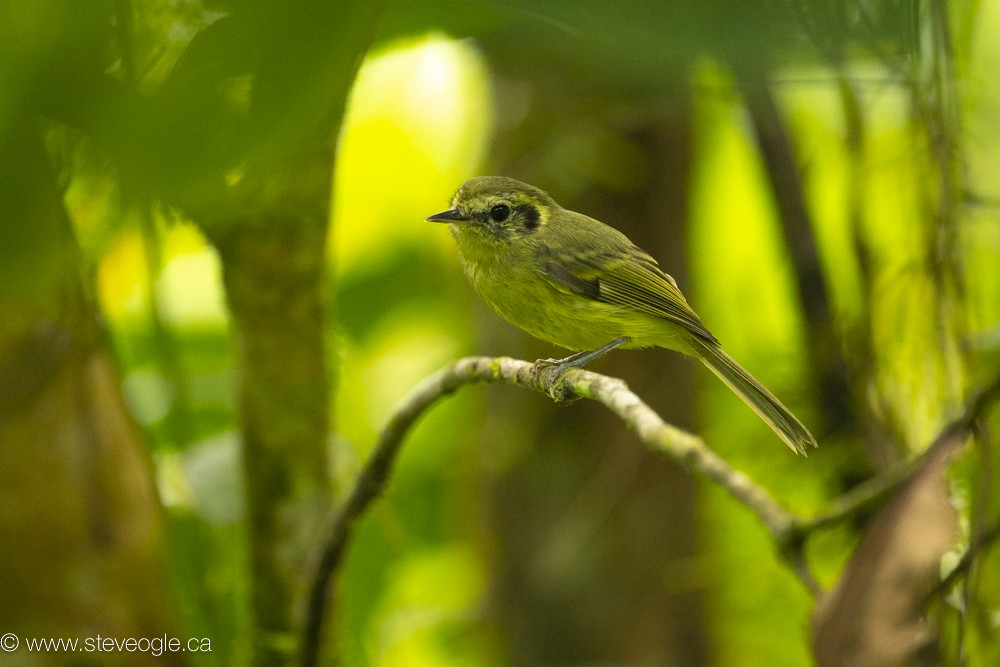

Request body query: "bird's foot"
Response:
[534, 336, 631, 374]
[531, 337, 631, 401]
[534, 349, 593, 374]
[530, 357, 580, 403]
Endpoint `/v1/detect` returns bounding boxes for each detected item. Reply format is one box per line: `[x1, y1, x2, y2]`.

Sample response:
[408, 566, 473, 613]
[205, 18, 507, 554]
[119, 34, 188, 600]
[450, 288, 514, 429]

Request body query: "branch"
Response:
[810, 376, 1000, 665]
[736, 72, 856, 435]
[300, 356, 800, 666]
[927, 522, 1000, 605]
[302, 357, 1000, 666]
[792, 373, 1000, 539]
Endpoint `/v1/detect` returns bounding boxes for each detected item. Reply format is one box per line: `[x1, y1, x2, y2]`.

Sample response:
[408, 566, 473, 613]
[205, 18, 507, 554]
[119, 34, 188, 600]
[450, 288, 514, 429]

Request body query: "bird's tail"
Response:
[693, 340, 817, 455]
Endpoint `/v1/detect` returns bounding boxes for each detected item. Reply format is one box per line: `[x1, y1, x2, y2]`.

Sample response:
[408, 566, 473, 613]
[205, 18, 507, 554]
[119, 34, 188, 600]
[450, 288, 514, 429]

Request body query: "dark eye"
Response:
[489, 204, 511, 222]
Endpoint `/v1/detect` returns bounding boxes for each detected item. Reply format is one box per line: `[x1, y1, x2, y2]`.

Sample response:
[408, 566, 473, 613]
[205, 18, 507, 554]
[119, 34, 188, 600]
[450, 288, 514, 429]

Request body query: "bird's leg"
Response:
[536, 336, 631, 373]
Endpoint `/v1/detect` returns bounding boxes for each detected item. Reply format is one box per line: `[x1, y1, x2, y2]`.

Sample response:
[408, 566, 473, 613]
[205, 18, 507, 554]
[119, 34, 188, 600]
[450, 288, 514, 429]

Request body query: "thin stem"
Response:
[793, 374, 1000, 538]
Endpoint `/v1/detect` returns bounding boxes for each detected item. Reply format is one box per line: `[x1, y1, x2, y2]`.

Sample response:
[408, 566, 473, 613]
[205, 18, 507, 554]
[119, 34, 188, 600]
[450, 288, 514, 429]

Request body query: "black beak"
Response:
[426, 208, 469, 223]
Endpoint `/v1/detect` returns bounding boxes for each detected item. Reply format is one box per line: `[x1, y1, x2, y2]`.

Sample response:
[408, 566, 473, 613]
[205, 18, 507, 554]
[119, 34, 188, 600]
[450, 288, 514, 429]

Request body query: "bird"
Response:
[427, 176, 817, 454]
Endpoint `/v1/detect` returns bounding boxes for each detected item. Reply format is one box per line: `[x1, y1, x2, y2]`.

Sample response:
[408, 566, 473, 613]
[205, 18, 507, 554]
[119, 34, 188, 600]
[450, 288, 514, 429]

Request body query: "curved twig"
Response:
[301, 359, 1000, 666]
[300, 356, 798, 665]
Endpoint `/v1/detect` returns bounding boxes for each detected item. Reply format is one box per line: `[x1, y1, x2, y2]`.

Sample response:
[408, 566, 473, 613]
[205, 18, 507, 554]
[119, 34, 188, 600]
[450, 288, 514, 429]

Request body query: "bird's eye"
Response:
[489, 204, 511, 222]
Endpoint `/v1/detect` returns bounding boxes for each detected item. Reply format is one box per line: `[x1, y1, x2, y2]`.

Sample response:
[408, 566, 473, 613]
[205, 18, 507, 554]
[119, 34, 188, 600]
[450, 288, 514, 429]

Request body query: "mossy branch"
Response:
[300, 358, 1000, 666]
[300, 356, 794, 665]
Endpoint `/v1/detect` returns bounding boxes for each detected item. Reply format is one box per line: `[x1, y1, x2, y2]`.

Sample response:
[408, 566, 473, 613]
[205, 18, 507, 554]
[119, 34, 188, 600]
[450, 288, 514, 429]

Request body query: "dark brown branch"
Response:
[810, 376, 1000, 665]
[300, 357, 493, 667]
[737, 73, 856, 438]
[927, 523, 1000, 605]
[793, 373, 1000, 539]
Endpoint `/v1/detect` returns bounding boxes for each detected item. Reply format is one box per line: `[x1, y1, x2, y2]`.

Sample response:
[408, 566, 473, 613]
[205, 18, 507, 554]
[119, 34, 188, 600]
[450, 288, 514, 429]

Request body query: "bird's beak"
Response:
[425, 208, 469, 223]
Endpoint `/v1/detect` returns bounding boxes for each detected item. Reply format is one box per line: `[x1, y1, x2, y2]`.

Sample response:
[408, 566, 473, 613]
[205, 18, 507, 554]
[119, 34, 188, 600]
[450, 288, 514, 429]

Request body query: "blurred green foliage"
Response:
[3, 0, 1000, 665]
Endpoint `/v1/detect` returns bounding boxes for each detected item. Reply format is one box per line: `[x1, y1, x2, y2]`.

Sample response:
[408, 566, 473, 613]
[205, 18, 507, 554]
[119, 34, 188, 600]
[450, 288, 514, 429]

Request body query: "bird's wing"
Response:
[538, 242, 718, 345]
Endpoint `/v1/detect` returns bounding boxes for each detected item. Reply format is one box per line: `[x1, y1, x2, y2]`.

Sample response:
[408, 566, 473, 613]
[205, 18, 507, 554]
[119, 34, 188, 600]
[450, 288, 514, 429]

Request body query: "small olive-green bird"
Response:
[427, 176, 817, 454]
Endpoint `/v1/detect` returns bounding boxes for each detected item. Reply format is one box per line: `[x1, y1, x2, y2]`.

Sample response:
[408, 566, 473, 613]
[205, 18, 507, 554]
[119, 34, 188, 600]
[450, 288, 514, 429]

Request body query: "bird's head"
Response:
[426, 176, 556, 243]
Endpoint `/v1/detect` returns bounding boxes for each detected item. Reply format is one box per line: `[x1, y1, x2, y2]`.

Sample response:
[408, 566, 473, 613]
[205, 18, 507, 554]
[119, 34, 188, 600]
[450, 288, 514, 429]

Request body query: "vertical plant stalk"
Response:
[216, 149, 333, 665]
[736, 75, 855, 439]
[923, 0, 966, 403]
[198, 3, 385, 661]
[921, 2, 974, 656]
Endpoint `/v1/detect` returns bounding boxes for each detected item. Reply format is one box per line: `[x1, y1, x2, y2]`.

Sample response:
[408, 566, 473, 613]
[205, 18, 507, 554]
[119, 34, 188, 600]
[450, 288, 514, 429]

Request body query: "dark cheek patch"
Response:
[516, 204, 541, 231]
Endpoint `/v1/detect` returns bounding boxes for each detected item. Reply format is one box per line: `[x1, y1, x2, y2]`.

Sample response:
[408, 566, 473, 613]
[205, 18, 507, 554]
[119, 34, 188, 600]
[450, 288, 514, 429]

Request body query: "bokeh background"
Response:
[2, 0, 1000, 665]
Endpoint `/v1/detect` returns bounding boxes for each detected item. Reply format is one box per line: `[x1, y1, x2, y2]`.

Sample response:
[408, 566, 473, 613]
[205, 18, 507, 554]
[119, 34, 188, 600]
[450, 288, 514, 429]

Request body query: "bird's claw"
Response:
[533, 356, 576, 373]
